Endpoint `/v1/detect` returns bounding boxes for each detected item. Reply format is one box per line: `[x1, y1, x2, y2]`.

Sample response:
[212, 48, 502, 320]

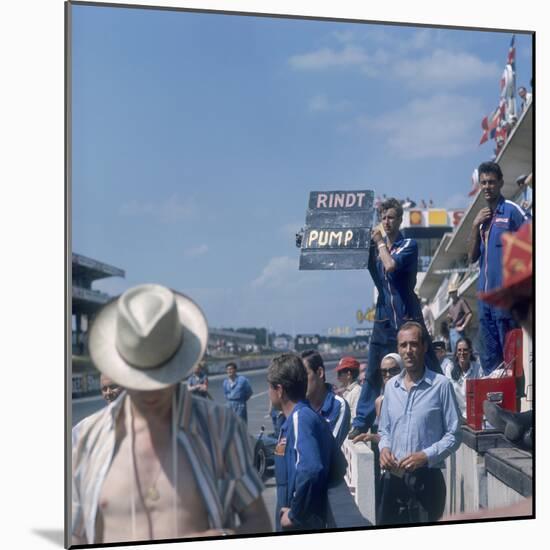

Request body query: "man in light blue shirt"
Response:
[378, 321, 462, 525]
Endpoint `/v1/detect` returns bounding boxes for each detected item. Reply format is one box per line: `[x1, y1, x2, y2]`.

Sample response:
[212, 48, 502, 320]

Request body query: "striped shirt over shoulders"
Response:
[71, 386, 263, 544]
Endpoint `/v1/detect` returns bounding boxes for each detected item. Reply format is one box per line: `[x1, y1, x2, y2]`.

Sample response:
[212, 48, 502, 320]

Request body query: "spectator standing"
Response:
[186, 361, 209, 398]
[335, 356, 362, 421]
[72, 374, 123, 447]
[421, 298, 435, 338]
[352, 353, 404, 521]
[433, 340, 453, 375]
[446, 284, 473, 353]
[267, 354, 338, 531]
[223, 362, 253, 423]
[377, 322, 462, 525]
[468, 161, 528, 374]
[352, 353, 404, 446]
[301, 350, 351, 447]
[358, 362, 368, 385]
[443, 337, 483, 418]
[518, 86, 532, 112]
[349, 198, 442, 439]
[516, 173, 532, 215]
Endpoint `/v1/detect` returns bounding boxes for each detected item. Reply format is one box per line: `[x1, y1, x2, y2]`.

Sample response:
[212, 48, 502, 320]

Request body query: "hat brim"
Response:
[335, 364, 360, 372]
[88, 290, 208, 391]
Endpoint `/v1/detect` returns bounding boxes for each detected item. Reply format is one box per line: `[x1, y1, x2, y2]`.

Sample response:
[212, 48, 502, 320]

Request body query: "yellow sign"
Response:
[428, 209, 448, 226]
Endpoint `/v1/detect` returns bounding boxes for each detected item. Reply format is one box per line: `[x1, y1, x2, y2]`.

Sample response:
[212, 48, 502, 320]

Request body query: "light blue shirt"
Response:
[378, 367, 462, 468]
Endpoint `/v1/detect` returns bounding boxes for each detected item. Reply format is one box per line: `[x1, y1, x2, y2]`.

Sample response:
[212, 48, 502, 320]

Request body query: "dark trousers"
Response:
[478, 300, 518, 375]
[378, 468, 446, 525]
[352, 320, 442, 431]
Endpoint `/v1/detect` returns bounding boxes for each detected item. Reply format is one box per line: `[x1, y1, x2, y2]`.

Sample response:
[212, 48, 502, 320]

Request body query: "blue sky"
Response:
[71, 4, 533, 335]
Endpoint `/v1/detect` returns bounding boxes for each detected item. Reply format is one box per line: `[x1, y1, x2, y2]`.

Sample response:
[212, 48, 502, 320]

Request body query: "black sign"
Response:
[299, 189, 375, 270]
[294, 334, 320, 351]
[302, 227, 370, 249]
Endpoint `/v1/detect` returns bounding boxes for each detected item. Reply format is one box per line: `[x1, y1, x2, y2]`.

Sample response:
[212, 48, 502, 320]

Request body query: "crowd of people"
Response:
[374, 194, 435, 211]
[71, 160, 533, 544]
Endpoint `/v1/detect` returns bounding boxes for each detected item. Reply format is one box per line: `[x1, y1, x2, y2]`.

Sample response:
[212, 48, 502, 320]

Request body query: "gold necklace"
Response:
[145, 464, 163, 502]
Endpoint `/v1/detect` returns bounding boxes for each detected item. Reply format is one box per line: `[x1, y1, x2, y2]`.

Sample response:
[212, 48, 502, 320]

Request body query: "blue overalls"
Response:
[353, 234, 441, 432]
[274, 401, 334, 531]
[223, 375, 253, 423]
[477, 196, 527, 373]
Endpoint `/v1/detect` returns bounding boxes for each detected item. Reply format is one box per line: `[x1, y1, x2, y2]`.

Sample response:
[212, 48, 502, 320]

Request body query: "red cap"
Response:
[336, 356, 360, 372]
[478, 222, 532, 309]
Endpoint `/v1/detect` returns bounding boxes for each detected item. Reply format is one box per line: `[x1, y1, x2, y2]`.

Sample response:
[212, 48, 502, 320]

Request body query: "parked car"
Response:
[253, 426, 278, 480]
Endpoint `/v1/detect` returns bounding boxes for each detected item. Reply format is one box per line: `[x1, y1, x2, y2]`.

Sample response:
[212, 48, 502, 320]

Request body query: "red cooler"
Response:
[465, 328, 523, 431]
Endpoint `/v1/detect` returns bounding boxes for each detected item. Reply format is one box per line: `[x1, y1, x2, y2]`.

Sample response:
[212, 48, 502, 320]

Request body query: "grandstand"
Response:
[71, 253, 125, 395]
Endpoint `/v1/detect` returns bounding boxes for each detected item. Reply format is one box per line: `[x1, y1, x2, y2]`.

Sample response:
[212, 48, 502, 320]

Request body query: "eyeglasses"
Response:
[381, 367, 401, 378]
[101, 384, 119, 392]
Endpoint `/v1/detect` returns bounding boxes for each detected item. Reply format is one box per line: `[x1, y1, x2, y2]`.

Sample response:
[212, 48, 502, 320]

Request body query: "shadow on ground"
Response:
[33, 529, 64, 546]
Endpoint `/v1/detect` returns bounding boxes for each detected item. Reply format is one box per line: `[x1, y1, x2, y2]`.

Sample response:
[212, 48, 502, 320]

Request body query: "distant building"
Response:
[207, 329, 257, 356]
[71, 253, 125, 396]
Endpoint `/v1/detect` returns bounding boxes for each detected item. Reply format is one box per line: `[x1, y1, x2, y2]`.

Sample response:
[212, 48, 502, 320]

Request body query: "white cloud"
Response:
[332, 29, 357, 44]
[184, 244, 209, 258]
[308, 94, 350, 113]
[392, 49, 500, 89]
[289, 30, 497, 93]
[251, 256, 298, 289]
[119, 194, 198, 223]
[361, 94, 483, 159]
[289, 45, 369, 70]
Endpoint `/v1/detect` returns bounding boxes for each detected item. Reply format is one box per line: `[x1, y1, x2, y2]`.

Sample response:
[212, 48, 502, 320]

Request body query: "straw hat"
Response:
[88, 284, 208, 391]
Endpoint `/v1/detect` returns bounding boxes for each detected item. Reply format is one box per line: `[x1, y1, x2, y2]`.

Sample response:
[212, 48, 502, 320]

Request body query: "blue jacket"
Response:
[477, 196, 527, 293]
[317, 384, 351, 448]
[369, 232, 423, 332]
[274, 401, 335, 531]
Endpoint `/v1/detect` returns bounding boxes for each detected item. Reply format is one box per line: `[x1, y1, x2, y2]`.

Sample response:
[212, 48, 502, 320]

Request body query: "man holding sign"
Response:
[348, 198, 442, 439]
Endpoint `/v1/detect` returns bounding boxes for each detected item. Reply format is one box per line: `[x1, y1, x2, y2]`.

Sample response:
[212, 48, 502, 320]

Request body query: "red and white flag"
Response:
[479, 35, 516, 145]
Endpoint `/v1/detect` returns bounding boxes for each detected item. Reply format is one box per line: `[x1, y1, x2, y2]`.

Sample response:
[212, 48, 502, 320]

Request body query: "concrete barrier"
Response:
[342, 439, 377, 525]
[485, 447, 532, 509]
[444, 426, 531, 516]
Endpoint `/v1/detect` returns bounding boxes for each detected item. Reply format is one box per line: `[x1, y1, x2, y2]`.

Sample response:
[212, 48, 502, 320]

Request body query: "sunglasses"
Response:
[101, 384, 119, 392]
[381, 366, 401, 377]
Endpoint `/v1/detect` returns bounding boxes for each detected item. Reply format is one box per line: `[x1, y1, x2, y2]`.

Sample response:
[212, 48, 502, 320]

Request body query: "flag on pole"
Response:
[479, 100, 506, 145]
[479, 35, 516, 145]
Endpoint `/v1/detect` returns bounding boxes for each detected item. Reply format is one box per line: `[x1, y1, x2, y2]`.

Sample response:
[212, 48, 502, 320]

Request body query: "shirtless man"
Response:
[72, 284, 271, 544]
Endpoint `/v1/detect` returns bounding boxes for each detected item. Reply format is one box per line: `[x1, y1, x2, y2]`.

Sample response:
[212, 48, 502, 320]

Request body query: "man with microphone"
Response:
[468, 161, 528, 375]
